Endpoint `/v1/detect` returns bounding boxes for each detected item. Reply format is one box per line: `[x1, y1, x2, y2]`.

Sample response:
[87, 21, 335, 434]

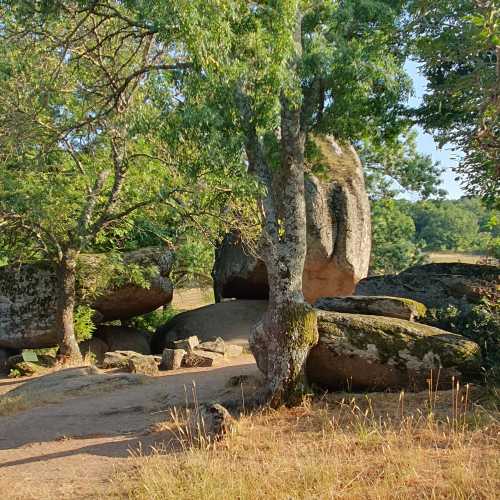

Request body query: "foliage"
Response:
[408, 198, 499, 254]
[425, 299, 500, 381]
[171, 236, 215, 287]
[370, 199, 424, 274]
[370, 196, 499, 273]
[73, 305, 96, 342]
[360, 128, 445, 200]
[413, 202, 480, 251]
[409, 0, 499, 207]
[129, 307, 179, 333]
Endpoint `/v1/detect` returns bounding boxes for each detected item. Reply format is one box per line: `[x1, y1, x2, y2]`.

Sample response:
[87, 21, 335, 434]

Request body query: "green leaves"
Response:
[409, 0, 499, 206]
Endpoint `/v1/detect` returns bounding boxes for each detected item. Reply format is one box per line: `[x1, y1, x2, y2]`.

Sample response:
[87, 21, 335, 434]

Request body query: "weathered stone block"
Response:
[128, 356, 159, 376]
[182, 352, 214, 368]
[173, 336, 199, 352]
[161, 348, 186, 370]
[305, 310, 482, 391]
[198, 337, 226, 355]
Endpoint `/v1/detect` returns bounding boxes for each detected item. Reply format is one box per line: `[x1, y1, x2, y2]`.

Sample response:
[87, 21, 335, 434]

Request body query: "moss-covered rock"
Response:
[0, 247, 173, 349]
[315, 295, 427, 321]
[306, 310, 482, 391]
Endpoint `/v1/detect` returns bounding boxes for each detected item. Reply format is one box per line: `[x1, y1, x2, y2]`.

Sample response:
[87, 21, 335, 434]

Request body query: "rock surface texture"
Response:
[0, 247, 173, 349]
[188, 403, 234, 442]
[160, 348, 186, 370]
[355, 263, 499, 310]
[151, 300, 267, 353]
[102, 350, 160, 373]
[213, 137, 371, 304]
[314, 296, 427, 321]
[306, 310, 482, 391]
[94, 326, 152, 355]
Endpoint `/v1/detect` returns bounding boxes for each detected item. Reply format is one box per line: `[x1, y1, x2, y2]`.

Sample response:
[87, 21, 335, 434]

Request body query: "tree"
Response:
[409, 0, 499, 207]
[125, 0, 416, 405]
[409, 201, 480, 251]
[360, 128, 445, 200]
[370, 199, 422, 274]
[0, 2, 252, 362]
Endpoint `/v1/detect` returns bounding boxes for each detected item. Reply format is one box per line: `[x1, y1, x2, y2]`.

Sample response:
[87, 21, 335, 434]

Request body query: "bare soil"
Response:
[0, 356, 258, 500]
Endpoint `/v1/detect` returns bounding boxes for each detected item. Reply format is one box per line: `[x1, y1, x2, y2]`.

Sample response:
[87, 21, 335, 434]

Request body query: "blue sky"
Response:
[405, 60, 465, 200]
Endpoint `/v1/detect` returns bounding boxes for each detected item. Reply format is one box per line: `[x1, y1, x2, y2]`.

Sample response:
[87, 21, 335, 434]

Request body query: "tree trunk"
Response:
[56, 249, 83, 364]
[250, 96, 318, 407]
[244, 8, 319, 407]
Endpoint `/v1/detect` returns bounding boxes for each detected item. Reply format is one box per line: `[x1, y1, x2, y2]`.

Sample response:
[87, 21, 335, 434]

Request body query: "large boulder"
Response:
[314, 296, 427, 321]
[94, 326, 151, 355]
[0, 247, 173, 349]
[213, 136, 371, 304]
[355, 263, 499, 310]
[306, 311, 482, 391]
[151, 300, 267, 354]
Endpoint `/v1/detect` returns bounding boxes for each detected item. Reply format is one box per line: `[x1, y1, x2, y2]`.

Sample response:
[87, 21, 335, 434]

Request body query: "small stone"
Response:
[193, 349, 223, 361]
[224, 344, 243, 358]
[161, 348, 186, 370]
[173, 336, 199, 352]
[182, 351, 214, 368]
[128, 355, 159, 376]
[10, 361, 46, 377]
[102, 351, 131, 369]
[187, 403, 234, 441]
[198, 337, 225, 355]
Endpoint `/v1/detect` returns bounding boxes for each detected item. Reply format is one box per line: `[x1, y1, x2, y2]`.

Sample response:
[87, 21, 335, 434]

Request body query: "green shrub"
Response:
[74, 305, 96, 342]
[129, 307, 179, 333]
[425, 299, 500, 381]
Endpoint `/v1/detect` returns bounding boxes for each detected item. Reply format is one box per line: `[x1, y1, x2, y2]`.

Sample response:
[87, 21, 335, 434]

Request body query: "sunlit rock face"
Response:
[213, 136, 371, 304]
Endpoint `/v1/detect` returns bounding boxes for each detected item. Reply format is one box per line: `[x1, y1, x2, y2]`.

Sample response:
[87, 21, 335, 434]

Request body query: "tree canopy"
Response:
[409, 0, 499, 207]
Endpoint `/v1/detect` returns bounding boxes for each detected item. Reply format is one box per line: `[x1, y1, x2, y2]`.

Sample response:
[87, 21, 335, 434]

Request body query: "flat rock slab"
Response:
[5, 366, 148, 406]
[355, 263, 499, 309]
[314, 295, 427, 321]
[305, 310, 482, 391]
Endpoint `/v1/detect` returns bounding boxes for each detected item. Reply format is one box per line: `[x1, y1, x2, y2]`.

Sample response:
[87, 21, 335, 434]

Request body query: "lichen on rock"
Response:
[306, 310, 482, 391]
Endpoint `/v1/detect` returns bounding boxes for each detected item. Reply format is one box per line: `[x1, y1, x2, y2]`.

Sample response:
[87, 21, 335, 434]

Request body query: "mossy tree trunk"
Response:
[242, 10, 319, 407]
[55, 249, 83, 364]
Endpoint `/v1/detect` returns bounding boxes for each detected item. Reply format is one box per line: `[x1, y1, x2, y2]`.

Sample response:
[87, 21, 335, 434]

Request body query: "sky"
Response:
[405, 60, 465, 200]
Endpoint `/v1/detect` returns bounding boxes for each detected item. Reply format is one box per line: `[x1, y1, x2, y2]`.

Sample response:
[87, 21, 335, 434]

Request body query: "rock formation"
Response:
[213, 136, 371, 304]
[306, 310, 482, 391]
[355, 263, 499, 310]
[93, 326, 152, 355]
[151, 300, 267, 354]
[314, 295, 427, 321]
[0, 247, 173, 349]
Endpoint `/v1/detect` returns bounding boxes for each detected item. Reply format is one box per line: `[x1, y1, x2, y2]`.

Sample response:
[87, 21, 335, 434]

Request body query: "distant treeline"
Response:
[371, 197, 500, 274]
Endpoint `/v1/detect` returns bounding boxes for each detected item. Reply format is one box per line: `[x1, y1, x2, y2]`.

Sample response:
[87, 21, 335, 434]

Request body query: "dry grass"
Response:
[113, 386, 500, 500]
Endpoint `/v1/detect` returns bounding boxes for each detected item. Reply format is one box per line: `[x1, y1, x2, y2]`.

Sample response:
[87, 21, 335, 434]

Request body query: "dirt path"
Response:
[0, 356, 258, 500]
